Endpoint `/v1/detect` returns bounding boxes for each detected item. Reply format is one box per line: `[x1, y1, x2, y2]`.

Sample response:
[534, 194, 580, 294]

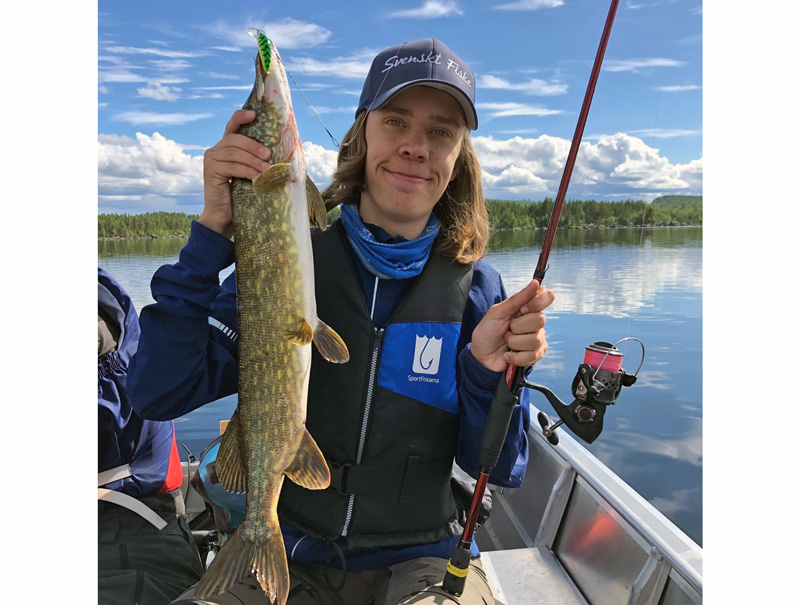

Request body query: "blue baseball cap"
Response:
[357, 38, 478, 130]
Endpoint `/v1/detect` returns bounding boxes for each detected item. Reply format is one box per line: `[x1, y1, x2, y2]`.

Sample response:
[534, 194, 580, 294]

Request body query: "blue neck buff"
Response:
[340, 203, 439, 280]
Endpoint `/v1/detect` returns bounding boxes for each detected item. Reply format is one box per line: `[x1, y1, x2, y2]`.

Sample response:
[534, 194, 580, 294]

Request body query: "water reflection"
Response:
[488, 228, 702, 318]
[98, 226, 703, 545]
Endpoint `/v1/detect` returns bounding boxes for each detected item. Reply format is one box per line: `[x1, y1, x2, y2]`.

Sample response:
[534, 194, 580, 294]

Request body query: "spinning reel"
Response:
[522, 338, 645, 445]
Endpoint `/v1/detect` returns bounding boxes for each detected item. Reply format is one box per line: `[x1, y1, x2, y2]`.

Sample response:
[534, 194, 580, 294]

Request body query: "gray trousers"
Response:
[99, 491, 205, 605]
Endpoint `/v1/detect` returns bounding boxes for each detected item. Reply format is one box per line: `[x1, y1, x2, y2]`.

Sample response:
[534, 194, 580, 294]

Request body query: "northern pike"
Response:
[194, 29, 349, 604]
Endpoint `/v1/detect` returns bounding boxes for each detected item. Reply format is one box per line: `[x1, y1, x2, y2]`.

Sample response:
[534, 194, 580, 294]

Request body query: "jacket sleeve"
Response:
[127, 221, 241, 421]
[454, 262, 530, 488]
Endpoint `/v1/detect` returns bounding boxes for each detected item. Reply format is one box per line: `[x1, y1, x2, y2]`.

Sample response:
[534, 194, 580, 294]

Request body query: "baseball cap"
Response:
[356, 38, 478, 130]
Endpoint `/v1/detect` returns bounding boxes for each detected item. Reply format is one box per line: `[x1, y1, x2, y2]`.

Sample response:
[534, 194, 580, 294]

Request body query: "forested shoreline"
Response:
[98, 196, 702, 239]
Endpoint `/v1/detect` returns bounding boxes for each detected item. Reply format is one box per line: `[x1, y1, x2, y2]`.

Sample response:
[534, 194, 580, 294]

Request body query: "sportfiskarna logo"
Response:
[412, 335, 442, 375]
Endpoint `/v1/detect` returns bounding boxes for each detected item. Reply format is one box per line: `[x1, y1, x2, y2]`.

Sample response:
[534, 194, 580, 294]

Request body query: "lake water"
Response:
[99, 226, 702, 546]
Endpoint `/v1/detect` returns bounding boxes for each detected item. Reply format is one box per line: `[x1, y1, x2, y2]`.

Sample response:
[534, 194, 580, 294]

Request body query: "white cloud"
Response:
[200, 18, 332, 50]
[655, 84, 702, 92]
[285, 51, 376, 80]
[480, 74, 567, 96]
[97, 131, 701, 214]
[674, 157, 703, 192]
[99, 67, 148, 84]
[97, 133, 339, 213]
[113, 111, 214, 126]
[303, 141, 338, 188]
[149, 59, 193, 73]
[104, 45, 207, 59]
[387, 1, 464, 18]
[605, 58, 684, 72]
[188, 93, 225, 100]
[494, 0, 563, 10]
[200, 71, 241, 80]
[192, 85, 253, 91]
[98, 133, 204, 199]
[472, 132, 702, 198]
[477, 102, 562, 118]
[137, 81, 182, 102]
[626, 128, 702, 139]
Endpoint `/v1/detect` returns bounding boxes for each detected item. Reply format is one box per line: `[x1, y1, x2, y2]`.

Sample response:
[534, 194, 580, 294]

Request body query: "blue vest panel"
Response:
[377, 322, 461, 414]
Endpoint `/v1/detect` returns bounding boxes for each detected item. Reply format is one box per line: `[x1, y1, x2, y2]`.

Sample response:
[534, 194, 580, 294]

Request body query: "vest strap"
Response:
[98, 464, 168, 530]
[98, 463, 133, 486]
[328, 458, 453, 498]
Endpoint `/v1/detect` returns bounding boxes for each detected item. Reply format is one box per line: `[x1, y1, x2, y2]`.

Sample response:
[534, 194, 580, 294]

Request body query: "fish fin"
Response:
[285, 428, 330, 490]
[287, 319, 314, 346]
[252, 162, 292, 195]
[215, 410, 247, 494]
[194, 522, 289, 605]
[312, 319, 350, 363]
[306, 176, 328, 230]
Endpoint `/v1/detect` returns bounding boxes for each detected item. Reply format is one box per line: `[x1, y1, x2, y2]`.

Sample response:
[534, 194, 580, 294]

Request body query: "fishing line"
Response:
[286, 38, 401, 150]
[286, 69, 341, 148]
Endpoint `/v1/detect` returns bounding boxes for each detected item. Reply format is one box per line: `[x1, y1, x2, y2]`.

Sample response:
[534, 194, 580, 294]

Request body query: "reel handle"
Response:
[537, 412, 560, 445]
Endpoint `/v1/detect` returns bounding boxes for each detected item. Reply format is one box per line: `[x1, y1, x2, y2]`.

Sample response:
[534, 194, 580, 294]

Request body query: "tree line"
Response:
[98, 212, 200, 238]
[98, 196, 701, 238]
[485, 196, 702, 231]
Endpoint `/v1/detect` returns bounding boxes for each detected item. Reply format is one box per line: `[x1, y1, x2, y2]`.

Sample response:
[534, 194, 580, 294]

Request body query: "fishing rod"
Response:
[442, 0, 640, 595]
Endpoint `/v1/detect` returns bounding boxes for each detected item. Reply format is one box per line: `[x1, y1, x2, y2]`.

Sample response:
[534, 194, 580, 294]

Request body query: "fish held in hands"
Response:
[193, 29, 348, 605]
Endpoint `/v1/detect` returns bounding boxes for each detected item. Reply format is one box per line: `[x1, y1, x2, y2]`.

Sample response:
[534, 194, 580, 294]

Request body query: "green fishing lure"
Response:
[247, 28, 272, 74]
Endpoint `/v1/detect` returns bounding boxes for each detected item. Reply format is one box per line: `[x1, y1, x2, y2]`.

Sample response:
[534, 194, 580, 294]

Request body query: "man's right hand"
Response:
[199, 109, 272, 239]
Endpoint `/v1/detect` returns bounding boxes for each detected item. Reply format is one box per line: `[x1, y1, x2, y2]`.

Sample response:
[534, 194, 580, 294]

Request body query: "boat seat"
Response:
[481, 547, 587, 605]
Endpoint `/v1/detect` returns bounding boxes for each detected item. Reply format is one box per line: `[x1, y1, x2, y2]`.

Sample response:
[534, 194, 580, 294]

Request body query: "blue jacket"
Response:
[98, 267, 182, 508]
[128, 221, 530, 568]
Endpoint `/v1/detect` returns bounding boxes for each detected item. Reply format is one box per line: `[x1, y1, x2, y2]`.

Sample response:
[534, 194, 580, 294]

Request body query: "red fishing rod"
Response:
[443, 0, 621, 594]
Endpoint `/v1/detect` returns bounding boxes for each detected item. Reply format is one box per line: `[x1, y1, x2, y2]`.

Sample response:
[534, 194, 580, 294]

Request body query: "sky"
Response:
[97, 0, 703, 215]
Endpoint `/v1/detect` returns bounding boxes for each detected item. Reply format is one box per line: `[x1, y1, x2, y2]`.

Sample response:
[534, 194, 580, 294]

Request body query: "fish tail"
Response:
[252, 526, 290, 605]
[194, 522, 289, 605]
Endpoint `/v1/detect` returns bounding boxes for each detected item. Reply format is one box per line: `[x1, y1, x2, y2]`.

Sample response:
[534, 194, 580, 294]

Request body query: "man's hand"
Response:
[199, 110, 272, 239]
[470, 280, 555, 372]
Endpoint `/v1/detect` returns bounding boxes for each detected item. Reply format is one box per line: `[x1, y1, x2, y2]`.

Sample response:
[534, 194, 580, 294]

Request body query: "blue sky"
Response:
[98, 0, 702, 214]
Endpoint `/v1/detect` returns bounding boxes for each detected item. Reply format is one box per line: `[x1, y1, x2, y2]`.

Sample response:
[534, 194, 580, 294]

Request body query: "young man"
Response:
[129, 38, 554, 604]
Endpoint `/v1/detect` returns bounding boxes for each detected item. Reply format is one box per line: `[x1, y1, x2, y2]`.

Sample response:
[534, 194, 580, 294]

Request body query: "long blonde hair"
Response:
[321, 111, 489, 264]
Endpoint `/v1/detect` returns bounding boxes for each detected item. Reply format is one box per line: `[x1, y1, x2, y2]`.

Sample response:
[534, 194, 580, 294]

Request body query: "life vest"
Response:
[98, 267, 182, 516]
[278, 222, 474, 549]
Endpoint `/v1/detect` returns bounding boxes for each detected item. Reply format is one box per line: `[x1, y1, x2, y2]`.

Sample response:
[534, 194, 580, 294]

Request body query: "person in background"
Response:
[98, 267, 204, 604]
[129, 38, 554, 604]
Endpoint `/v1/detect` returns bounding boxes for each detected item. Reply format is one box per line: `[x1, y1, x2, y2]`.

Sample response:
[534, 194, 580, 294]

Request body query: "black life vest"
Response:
[278, 222, 474, 549]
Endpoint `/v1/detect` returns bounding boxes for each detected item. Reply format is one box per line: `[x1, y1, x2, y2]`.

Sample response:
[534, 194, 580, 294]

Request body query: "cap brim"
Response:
[369, 81, 478, 130]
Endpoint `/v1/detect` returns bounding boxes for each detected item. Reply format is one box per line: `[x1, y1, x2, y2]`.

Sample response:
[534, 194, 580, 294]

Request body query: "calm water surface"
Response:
[99, 227, 702, 545]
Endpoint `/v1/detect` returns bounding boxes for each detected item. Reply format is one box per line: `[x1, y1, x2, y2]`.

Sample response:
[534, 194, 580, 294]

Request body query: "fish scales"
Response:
[194, 30, 349, 605]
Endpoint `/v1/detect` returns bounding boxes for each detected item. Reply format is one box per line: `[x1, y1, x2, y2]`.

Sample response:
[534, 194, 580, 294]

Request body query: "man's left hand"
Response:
[470, 280, 555, 372]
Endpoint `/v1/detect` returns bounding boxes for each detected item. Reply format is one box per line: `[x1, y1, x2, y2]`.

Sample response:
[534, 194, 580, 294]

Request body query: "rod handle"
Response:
[479, 374, 519, 469]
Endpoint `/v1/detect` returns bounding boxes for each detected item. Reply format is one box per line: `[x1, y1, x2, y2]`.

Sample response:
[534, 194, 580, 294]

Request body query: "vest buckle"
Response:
[328, 461, 353, 495]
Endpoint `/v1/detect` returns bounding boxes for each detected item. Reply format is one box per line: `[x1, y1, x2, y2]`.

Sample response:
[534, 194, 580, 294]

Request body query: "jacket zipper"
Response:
[342, 325, 384, 536]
